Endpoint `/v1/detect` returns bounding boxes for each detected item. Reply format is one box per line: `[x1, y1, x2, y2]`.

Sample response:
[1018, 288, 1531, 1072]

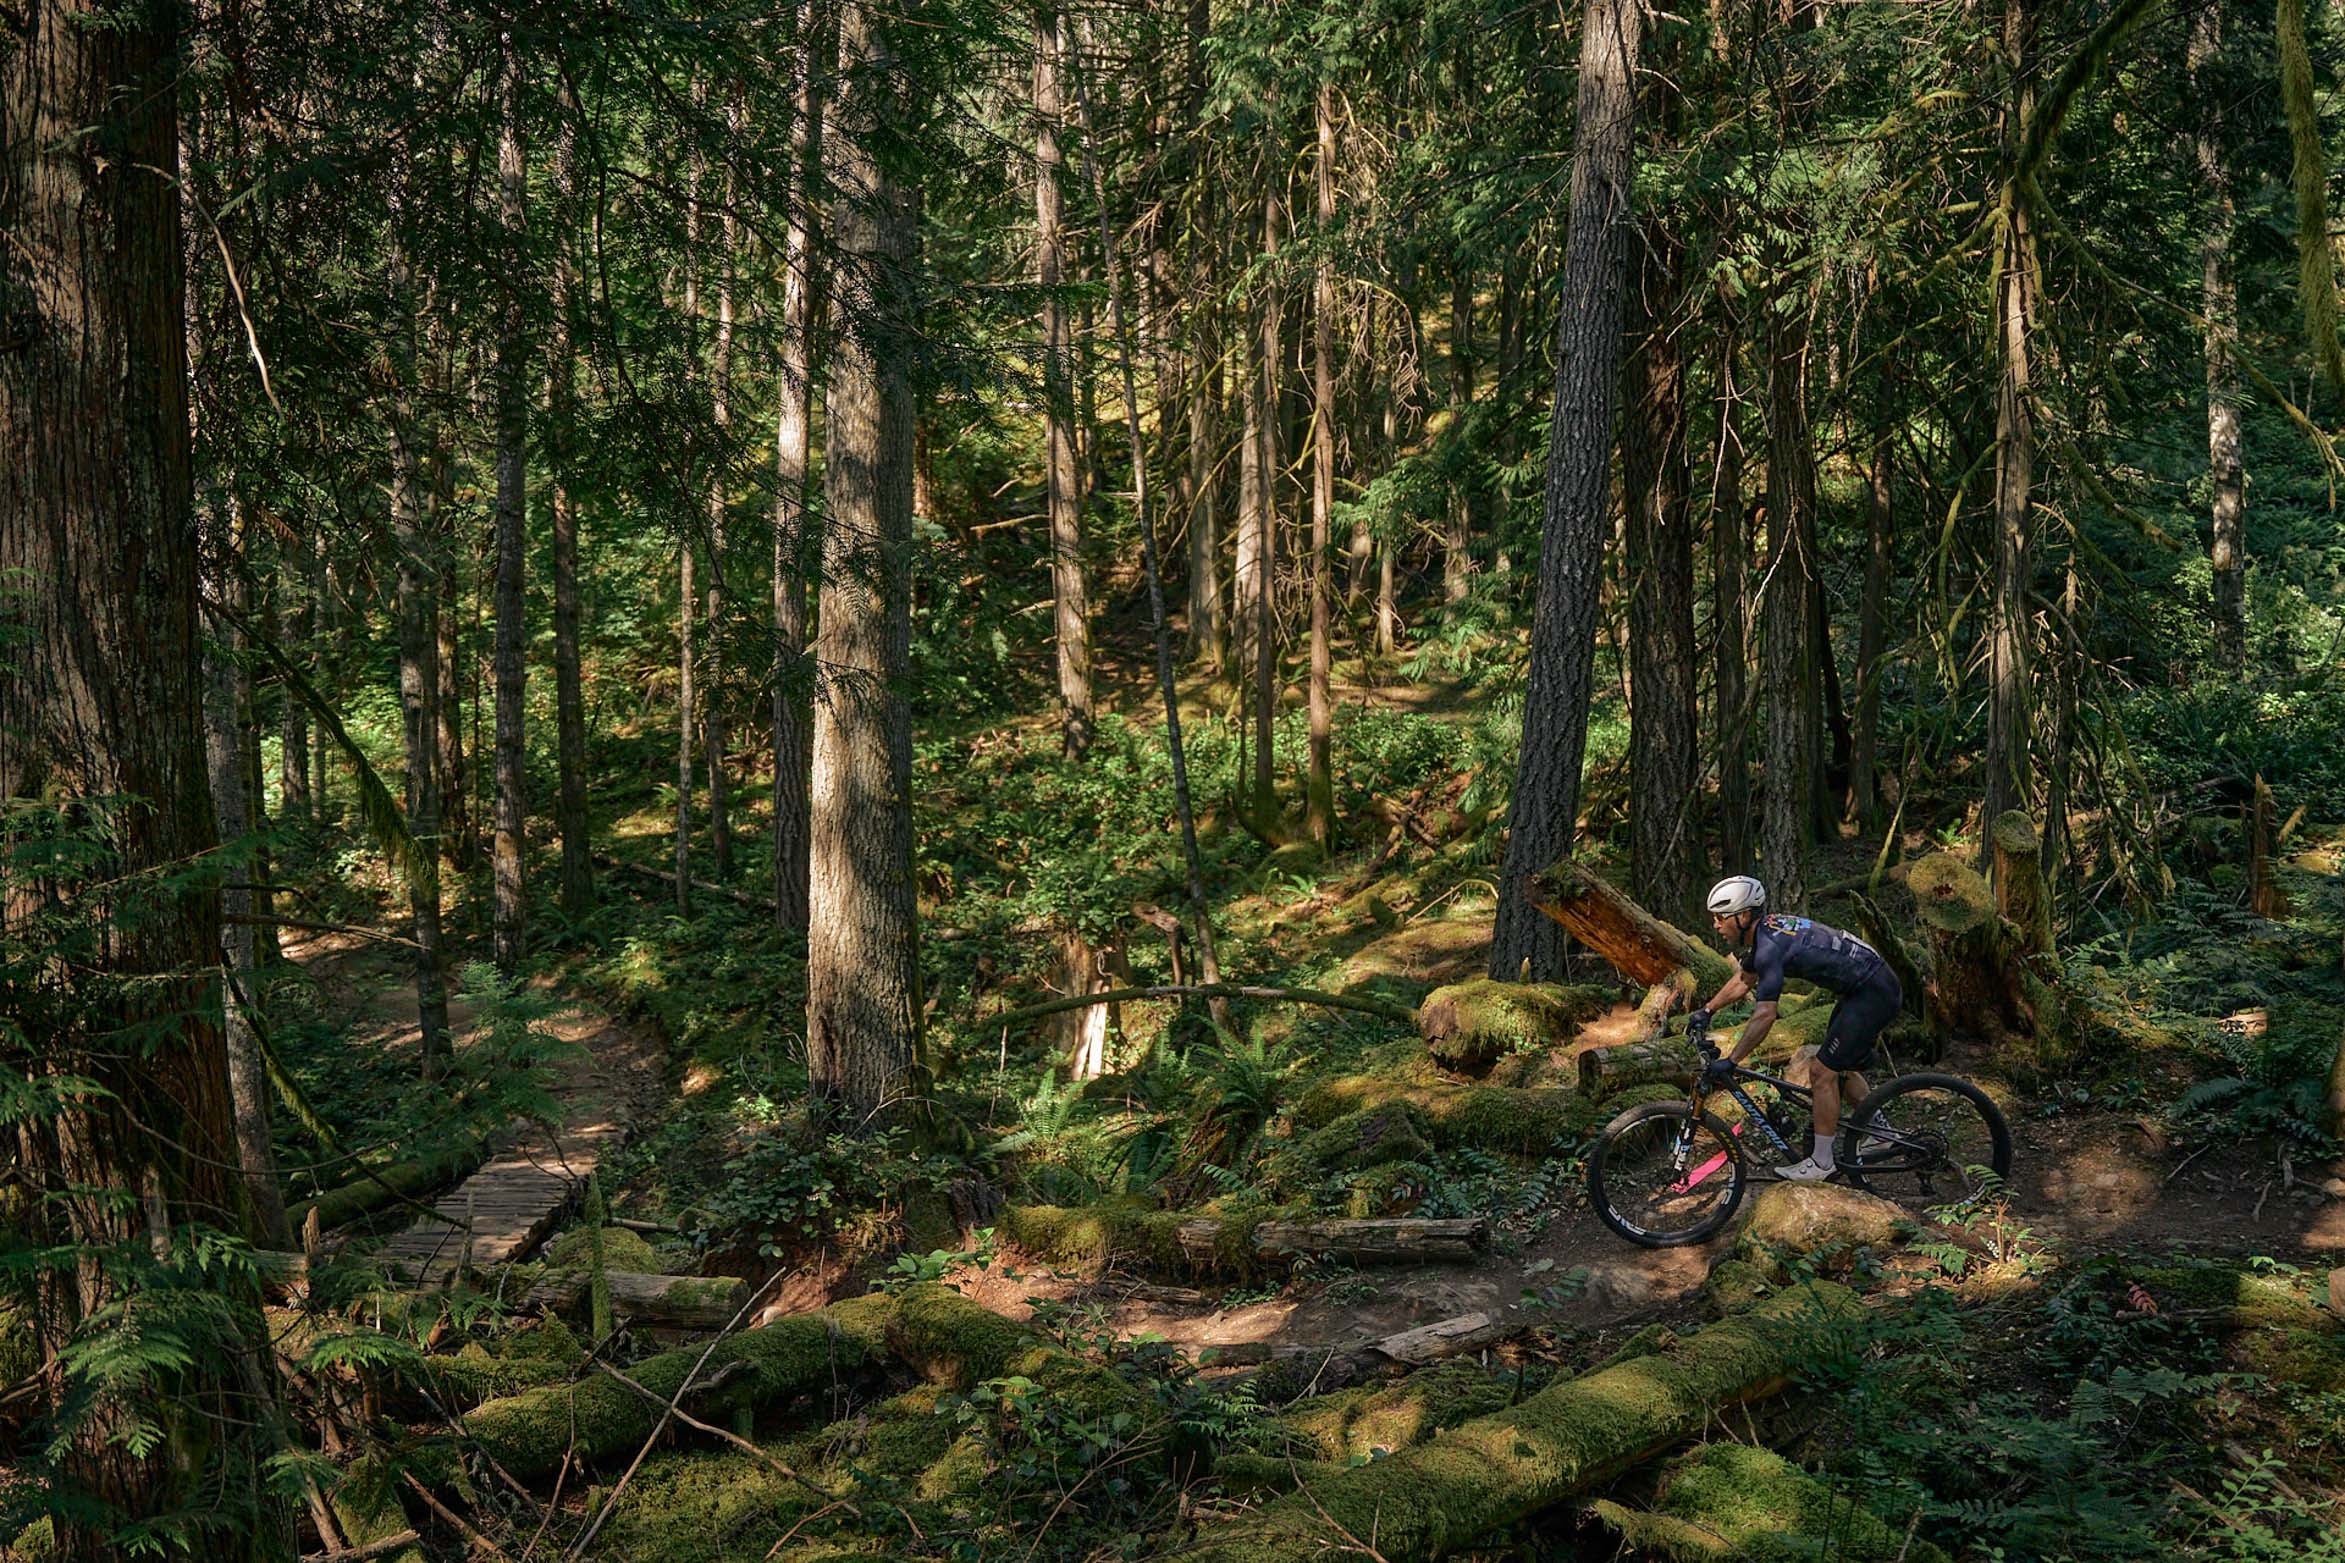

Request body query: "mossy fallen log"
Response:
[996, 1203, 1482, 1274]
[592, 1288, 1160, 1561]
[286, 1133, 490, 1232]
[1184, 1281, 1861, 1563]
[1414, 979, 1615, 1071]
[1271, 1103, 1433, 1187]
[524, 1268, 749, 1330]
[1591, 1442, 1949, 1563]
[1292, 1075, 1615, 1154]
[458, 1291, 898, 1478]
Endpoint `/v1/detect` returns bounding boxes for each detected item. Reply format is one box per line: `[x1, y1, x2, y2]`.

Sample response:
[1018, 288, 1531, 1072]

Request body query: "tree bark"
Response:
[490, 28, 530, 971]
[433, 548, 472, 871]
[1, 3, 268, 1543]
[1251, 177, 1282, 811]
[551, 91, 593, 918]
[1622, 206, 1697, 929]
[772, 2, 828, 936]
[1036, 5, 1094, 759]
[1759, 294, 1816, 911]
[1851, 402, 1893, 825]
[1488, 0, 1645, 983]
[1443, 268, 1475, 603]
[385, 158, 453, 1081]
[807, 0, 923, 1126]
[1186, 288, 1224, 670]
[2191, 2, 2246, 675]
[1711, 325, 1751, 873]
[278, 554, 313, 823]
[201, 506, 291, 1248]
[1307, 82, 1337, 850]
[1985, 0, 2038, 835]
[706, 86, 740, 878]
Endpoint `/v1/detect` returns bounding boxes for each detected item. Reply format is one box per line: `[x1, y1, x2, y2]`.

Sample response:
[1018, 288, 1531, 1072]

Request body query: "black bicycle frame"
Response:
[1696, 1063, 1805, 1160]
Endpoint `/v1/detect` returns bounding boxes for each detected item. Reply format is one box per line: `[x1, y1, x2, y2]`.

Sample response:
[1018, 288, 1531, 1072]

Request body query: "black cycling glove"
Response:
[1685, 1007, 1713, 1040]
[1701, 1056, 1736, 1088]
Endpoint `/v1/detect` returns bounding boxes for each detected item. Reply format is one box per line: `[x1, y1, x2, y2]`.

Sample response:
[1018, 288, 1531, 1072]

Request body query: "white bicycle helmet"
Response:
[1705, 875, 1767, 917]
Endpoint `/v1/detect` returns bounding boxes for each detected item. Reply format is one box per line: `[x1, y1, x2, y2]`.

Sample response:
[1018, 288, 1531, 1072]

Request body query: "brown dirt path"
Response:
[282, 927, 666, 1258]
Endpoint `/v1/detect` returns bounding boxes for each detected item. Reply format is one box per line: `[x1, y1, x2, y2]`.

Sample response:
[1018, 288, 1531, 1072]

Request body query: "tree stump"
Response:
[1990, 810, 2055, 957]
[1909, 850, 2052, 1052]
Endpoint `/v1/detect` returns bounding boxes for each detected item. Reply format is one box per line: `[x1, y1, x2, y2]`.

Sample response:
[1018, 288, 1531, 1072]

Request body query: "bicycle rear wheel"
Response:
[1837, 1073, 2011, 1206]
[1588, 1101, 1748, 1248]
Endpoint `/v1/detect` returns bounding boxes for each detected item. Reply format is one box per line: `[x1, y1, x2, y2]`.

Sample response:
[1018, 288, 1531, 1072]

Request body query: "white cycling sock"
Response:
[1812, 1133, 1836, 1170]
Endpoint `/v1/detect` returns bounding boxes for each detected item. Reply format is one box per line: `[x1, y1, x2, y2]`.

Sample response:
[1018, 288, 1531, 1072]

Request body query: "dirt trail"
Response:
[282, 927, 666, 1253]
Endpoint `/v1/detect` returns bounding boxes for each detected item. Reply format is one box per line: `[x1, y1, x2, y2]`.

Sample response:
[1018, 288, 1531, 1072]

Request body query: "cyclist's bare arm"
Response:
[1694, 960, 1779, 1066]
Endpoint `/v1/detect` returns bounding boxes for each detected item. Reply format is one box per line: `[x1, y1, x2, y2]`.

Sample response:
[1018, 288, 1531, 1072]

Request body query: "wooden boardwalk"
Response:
[374, 1109, 629, 1269]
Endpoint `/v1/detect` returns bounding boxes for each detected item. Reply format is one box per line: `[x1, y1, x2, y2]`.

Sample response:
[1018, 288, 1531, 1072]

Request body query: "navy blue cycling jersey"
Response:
[1746, 913, 1886, 1002]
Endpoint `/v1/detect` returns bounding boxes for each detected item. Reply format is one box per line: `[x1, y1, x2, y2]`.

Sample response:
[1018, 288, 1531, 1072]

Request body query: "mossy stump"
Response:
[1291, 1074, 1609, 1156]
[1909, 851, 2038, 1051]
[1415, 978, 1614, 1071]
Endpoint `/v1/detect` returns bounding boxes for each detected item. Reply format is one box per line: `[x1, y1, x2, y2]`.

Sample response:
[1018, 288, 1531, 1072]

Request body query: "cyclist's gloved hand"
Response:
[1701, 1056, 1736, 1088]
[1685, 1008, 1712, 1041]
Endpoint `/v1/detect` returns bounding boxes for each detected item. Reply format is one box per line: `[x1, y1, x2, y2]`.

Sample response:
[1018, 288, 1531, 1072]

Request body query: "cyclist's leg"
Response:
[1816, 972, 1900, 1136]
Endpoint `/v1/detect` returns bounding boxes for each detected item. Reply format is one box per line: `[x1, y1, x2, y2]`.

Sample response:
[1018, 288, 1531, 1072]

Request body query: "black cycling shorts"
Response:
[1817, 965, 1904, 1072]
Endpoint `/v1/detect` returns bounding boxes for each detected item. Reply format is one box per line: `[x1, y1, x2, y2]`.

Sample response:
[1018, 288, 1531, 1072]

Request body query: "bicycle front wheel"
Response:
[1837, 1073, 2012, 1206]
[1588, 1101, 1748, 1248]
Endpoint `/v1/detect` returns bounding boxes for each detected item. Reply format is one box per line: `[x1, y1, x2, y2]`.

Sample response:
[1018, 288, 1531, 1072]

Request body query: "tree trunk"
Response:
[1850, 404, 1892, 825]
[1307, 82, 1337, 849]
[706, 87, 739, 878]
[1711, 326, 1751, 873]
[1037, 5, 1094, 760]
[2191, 2, 2246, 675]
[676, 539, 697, 919]
[1759, 292, 1816, 911]
[278, 554, 313, 823]
[1487, 0, 1645, 983]
[490, 28, 530, 972]
[386, 160, 453, 1081]
[1252, 179, 1282, 811]
[1443, 268, 1474, 603]
[807, 0, 922, 1126]
[201, 506, 291, 1248]
[1, 3, 269, 1543]
[434, 549, 472, 871]
[551, 93, 593, 918]
[1186, 291, 1224, 670]
[1985, 0, 2038, 835]
[1622, 210, 1697, 929]
[772, 2, 827, 936]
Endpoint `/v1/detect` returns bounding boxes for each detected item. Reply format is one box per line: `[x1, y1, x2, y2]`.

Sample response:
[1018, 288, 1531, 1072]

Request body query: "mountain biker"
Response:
[1683, 875, 1904, 1182]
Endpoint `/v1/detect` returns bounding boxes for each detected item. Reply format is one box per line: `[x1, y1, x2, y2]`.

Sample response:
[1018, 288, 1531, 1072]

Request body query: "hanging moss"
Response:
[1414, 979, 1616, 1070]
[1591, 1442, 1949, 1563]
[1182, 1282, 1862, 1563]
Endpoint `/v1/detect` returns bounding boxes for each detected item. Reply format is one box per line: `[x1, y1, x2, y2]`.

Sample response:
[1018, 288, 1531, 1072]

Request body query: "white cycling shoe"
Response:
[1775, 1157, 1837, 1182]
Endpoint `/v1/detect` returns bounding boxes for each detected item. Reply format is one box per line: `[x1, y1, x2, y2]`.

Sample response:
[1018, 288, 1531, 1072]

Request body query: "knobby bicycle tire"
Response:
[1836, 1072, 2012, 1202]
[1588, 1100, 1749, 1249]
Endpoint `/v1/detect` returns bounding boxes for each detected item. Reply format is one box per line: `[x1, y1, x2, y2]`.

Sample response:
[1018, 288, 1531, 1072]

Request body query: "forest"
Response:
[6, 0, 2345, 1556]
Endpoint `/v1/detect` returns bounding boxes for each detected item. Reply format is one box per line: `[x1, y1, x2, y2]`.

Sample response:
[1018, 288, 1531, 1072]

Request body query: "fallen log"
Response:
[1000, 1205, 1484, 1276]
[1184, 1281, 1861, 1563]
[1526, 860, 1734, 992]
[523, 1268, 748, 1330]
[1577, 1037, 1698, 1098]
[1592, 1442, 1950, 1563]
[286, 1134, 490, 1233]
[1216, 1217, 1486, 1266]
[984, 981, 1414, 1031]
[1291, 1075, 1598, 1154]
[457, 1291, 899, 1478]
[592, 850, 774, 912]
[1414, 979, 1615, 1071]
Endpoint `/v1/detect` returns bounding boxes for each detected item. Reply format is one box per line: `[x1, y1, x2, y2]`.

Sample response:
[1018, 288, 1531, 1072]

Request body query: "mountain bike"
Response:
[1586, 1028, 2013, 1248]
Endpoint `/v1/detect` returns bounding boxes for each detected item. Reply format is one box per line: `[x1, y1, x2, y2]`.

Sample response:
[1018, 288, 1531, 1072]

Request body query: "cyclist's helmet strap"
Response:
[1705, 875, 1766, 918]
